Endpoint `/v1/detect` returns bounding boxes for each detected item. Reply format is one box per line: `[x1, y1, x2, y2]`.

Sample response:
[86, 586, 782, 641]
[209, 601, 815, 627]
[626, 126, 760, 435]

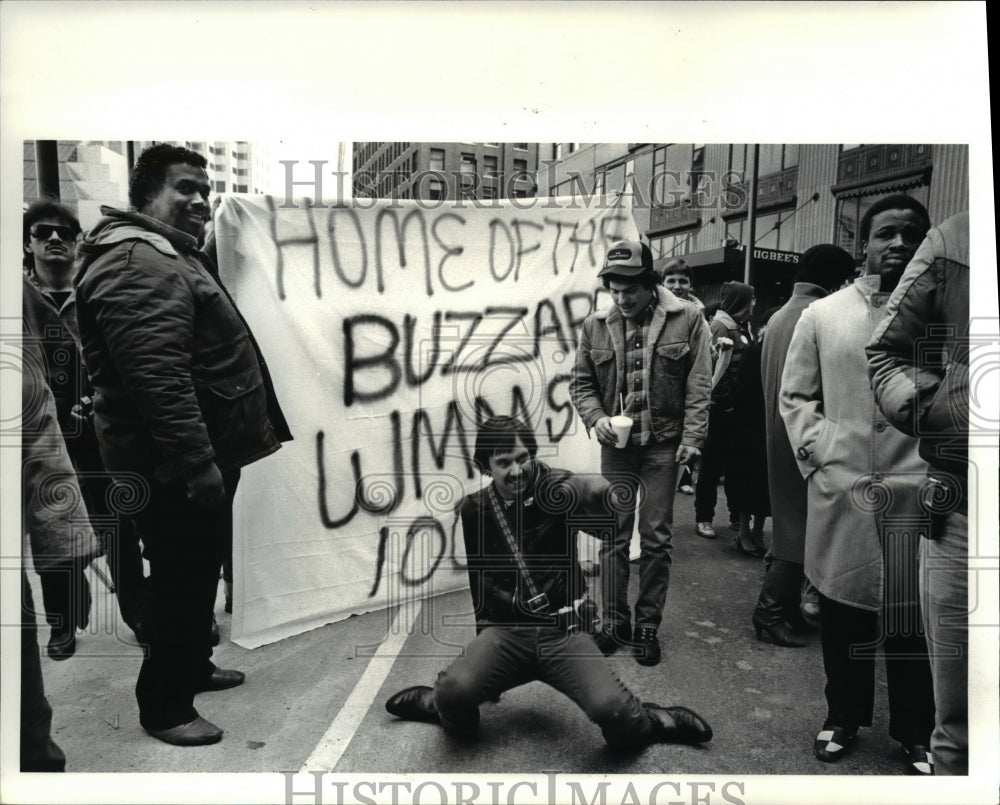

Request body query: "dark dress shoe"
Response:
[385, 685, 439, 724]
[47, 629, 76, 661]
[144, 716, 223, 746]
[813, 725, 857, 762]
[594, 620, 632, 656]
[752, 611, 807, 647]
[196, 668, 245, 692]
[903, 743, 934, 775]
[644, 704, 713, 744]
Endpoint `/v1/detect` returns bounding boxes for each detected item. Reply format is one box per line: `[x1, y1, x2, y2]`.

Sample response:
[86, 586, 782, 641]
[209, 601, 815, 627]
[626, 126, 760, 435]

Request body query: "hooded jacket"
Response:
[709, 281, 755, 411]
[75, 207, 291, 483]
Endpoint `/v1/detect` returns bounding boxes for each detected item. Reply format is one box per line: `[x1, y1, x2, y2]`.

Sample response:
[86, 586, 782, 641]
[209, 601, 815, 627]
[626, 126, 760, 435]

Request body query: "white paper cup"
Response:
[609, 415, 633, 448]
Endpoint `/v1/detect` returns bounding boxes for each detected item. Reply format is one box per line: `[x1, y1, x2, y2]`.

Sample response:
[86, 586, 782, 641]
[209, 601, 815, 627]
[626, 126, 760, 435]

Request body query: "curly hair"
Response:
[129, 143, 207, 210]
[23, 199, 81, 246]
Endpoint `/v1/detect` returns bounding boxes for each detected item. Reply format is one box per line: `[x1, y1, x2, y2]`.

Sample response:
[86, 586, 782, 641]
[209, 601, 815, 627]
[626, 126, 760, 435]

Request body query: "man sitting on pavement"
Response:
[384, 416, 712, 750]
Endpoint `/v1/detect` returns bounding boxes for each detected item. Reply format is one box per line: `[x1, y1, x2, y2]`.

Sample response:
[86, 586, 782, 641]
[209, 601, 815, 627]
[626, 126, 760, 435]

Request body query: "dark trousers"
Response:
[694, 409, 738, 525]
[133, 471, 238, 730]
[433, 626, 653, 748]
[21, 571, 66, 772]
[818, 594, 935, 745]
[66, 433, 151, 628]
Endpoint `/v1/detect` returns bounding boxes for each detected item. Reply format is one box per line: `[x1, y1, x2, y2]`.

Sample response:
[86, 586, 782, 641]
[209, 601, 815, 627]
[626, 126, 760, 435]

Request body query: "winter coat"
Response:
[760, 282, 828, 562]
[75, 207, 292, 483]
[22, 302, 100, 567]
[780, 275, 928, 611]
[708, 305, 754, 411]
[728, 338, 770, 515]
[867, 212, 970, 507]
[571, 286, 712, 448]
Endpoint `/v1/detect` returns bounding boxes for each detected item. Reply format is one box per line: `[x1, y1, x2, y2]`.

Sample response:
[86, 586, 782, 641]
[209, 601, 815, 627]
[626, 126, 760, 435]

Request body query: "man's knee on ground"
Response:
[433, 668, 480, 714]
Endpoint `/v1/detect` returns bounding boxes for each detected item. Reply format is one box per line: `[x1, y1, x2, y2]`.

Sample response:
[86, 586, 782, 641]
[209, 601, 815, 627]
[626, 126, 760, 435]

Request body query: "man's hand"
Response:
[675, 444, 701, 466]
[593, 416, 620, 447]
[184, 462, 226, 508]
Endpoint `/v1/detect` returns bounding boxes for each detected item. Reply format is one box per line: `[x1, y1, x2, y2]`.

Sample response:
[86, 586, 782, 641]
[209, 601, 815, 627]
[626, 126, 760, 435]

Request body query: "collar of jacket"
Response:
[89, 205, 201, 257]
[24, 269, 76, 309]
[596, 285, 683, 324]
[790, 282, 829, 302]
[852, 273, 884, 300]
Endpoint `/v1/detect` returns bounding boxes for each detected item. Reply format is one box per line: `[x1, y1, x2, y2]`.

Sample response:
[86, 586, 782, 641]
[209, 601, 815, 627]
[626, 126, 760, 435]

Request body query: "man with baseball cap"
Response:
[571, 240, 712, 665]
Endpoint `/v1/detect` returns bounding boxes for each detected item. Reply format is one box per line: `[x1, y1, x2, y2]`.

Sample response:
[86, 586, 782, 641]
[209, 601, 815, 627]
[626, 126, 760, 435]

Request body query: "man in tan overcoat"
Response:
[780, 194, 936, 774]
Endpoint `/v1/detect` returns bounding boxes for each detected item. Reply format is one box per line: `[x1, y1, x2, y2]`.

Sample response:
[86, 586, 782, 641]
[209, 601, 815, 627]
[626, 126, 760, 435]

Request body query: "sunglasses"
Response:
[30, 224, 77, 241]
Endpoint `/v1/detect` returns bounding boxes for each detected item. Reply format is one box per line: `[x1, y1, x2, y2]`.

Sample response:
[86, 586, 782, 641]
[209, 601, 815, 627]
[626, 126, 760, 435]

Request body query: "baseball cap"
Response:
[599, 240, 654, 278]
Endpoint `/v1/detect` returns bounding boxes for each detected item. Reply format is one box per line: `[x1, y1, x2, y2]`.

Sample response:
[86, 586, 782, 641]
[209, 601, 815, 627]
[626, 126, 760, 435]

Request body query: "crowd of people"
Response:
[21, 143, 970, 778]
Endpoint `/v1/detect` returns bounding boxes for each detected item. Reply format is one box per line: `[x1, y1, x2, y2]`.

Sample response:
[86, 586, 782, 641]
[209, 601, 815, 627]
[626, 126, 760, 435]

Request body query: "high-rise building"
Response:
[537, 142, 969, 319]
[352, 142, 541, 202]
[24, 140, 272, 231]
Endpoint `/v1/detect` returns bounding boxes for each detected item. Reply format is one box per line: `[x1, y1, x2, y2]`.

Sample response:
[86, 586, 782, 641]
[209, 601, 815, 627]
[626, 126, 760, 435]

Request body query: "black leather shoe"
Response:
[47, 628, 76, 661]
[903, 743, 934, 775]
[645, 704, 712, 744]
[210, 615, 221, 647]
[196, 668, 245, 692]
[814, 725, 857, 762]
[385, 685, 439, 724]
[594, 620, 632, 656]
[144, 716, 223, 746]
[633, 624, 661, 666]
[752, 610, 807, 647]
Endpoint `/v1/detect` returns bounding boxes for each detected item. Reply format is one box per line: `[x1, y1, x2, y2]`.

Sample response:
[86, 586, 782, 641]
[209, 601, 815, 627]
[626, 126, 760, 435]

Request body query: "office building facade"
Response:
[352, 142, 541, 201]
[537, 142, 969, 317]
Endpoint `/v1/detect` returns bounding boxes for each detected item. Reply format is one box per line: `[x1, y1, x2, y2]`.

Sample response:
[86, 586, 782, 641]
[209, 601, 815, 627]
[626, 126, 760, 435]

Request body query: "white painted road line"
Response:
[299, 599, 422, 772]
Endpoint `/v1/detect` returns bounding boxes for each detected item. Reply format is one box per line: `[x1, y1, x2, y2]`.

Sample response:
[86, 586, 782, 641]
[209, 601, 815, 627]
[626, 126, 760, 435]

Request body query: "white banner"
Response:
[214, 194, 637, 647]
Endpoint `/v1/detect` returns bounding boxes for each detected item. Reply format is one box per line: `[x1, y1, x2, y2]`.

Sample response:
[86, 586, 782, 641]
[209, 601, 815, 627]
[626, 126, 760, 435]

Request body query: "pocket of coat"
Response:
[656, 343, 690, 381]
[590, 348, 614, 366]
[203, 367, 263, 400]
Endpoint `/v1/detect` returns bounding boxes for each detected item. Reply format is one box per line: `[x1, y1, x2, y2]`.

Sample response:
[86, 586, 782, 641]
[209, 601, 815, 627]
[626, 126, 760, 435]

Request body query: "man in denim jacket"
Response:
[571, 240, 712, 665]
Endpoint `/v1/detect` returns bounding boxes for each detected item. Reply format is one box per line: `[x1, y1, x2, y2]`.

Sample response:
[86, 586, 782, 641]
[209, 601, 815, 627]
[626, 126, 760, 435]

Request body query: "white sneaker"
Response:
[696, 522, 716, 539]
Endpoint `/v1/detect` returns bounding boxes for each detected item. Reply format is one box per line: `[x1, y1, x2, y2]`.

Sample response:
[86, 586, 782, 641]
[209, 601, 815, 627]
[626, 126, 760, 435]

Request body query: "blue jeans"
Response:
[922, 511, 968, 774]
[433, 626, 653, 748]
[600, 439, 679, 628]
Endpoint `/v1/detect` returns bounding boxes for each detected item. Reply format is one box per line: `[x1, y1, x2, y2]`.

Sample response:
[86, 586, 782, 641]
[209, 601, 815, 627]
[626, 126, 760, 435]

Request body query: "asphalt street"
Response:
[25, 487, 934, 785]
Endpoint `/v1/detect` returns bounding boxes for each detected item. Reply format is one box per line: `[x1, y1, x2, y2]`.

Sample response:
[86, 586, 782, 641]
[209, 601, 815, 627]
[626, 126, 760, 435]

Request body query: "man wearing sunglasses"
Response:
[23, 201, 146, 662]
[74, 144, 291, 746]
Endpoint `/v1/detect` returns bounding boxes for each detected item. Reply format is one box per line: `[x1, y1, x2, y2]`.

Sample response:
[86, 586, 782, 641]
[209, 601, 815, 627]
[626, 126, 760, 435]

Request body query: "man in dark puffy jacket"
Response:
[74, 143, 291, 746]
[867, 211, 970, 775]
